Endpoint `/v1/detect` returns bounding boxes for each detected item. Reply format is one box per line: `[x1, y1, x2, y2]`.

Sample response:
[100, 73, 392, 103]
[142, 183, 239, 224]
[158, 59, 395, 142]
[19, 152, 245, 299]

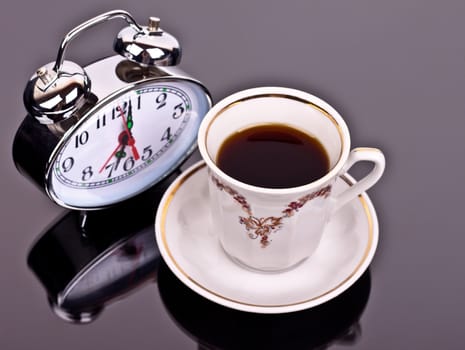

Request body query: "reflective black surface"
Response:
[2, 1, 465, 349]
[26, 178, 371, 348]
[158, 263, 371, 350]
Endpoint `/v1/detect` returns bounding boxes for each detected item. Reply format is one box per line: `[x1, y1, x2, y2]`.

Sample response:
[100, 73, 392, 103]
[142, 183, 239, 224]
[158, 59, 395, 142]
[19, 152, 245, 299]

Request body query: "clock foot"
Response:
[48, 296, 104, 324]
[79, 210, 89, 236]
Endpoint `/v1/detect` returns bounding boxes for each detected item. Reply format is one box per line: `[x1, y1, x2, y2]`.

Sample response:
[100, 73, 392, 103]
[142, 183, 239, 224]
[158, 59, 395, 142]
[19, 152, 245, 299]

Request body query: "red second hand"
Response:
[117, 105, 140, 160]
[99, 142, 122, 173]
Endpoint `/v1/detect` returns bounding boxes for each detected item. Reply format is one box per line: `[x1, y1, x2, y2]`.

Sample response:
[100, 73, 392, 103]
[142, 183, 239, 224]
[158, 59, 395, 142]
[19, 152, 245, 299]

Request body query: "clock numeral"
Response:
[75, 131, 89, 148]
[112, 102, 128, 119]
[104, 162, 116, 178]
[142, 146, 153, 161]
[172, 103, 185, 119]
[161, 127, 172, 142]
[82, 166, 94, 181]
[156, 92, 167, 109]
[61, 157, 74, 173]
[104, 160, 121, 178]
[123, 157, 135, 172]
[137, 95, 141, 110]
[96, 114, 107, 129]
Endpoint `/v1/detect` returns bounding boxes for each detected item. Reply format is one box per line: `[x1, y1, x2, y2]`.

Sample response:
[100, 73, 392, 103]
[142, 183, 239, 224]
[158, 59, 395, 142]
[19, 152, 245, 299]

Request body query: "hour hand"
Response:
[99, 132, 127, 174]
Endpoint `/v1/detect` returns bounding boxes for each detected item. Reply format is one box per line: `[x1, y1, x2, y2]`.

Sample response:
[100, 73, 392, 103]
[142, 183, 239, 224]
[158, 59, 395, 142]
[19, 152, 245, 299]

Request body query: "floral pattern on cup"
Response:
[210, 174, 331, 247]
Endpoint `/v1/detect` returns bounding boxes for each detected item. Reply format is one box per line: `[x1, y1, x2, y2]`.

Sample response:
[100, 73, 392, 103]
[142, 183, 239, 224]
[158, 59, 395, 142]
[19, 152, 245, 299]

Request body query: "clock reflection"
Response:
[158, 262, 370, 350]
[26, 171, 178, 323]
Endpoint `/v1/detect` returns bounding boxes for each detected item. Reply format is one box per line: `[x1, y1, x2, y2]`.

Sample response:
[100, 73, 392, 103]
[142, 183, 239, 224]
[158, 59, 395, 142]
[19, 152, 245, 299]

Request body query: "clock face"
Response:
[46, 79, 211, 209]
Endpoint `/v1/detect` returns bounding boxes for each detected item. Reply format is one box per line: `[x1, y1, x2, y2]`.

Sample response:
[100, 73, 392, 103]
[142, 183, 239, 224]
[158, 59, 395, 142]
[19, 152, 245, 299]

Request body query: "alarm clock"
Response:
[13, 10, 212, 210]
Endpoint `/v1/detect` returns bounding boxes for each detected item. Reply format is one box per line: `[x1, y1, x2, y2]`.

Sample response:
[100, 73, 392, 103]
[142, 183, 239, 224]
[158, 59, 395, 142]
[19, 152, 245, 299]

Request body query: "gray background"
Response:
[1, 0, 464, 349]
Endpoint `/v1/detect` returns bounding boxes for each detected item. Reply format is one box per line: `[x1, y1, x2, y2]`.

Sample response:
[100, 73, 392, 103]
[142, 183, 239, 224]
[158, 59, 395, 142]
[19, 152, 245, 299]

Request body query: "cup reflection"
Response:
[158, 261, 371, 350]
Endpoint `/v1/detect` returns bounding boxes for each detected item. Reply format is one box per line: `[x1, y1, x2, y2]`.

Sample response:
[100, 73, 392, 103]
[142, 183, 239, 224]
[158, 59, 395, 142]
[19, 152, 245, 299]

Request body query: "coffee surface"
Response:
[216, 123, 329, 188]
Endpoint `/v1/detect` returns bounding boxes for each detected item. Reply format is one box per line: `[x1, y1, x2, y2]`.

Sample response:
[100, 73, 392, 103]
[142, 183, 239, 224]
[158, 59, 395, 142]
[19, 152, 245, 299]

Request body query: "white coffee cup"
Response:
[197, 87, 385, 272]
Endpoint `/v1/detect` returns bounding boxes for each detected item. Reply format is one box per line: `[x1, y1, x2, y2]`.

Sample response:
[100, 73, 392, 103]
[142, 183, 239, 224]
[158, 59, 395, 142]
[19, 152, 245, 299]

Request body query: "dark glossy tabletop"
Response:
[2, 1, 465, 349]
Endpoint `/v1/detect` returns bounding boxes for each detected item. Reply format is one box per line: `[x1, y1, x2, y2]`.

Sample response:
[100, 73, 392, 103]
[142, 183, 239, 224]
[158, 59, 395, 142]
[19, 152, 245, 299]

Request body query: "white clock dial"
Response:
[46, 80, 210, 209]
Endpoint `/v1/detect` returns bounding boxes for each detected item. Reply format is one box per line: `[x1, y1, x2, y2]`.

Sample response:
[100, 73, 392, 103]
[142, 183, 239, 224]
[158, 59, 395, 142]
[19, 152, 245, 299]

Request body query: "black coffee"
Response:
[216, 123, 329, 188]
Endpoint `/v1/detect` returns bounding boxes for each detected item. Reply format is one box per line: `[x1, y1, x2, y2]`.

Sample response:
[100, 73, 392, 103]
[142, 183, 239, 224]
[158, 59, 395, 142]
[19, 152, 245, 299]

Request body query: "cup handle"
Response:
[331, 147, 385, 213]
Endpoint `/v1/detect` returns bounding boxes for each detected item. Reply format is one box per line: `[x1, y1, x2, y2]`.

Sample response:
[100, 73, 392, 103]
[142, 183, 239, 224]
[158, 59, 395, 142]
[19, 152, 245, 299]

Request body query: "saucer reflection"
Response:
[158, 262, 371, 350]
[26, 173, 177, 323]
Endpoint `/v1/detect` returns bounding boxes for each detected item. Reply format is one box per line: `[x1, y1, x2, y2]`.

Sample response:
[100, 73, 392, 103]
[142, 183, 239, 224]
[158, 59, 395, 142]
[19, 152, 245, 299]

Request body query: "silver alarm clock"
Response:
[13, 10, 212, 210]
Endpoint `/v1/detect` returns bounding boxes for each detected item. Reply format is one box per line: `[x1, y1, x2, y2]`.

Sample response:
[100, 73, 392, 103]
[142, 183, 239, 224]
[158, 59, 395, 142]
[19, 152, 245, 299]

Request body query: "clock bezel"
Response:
[36, 55, 212, 210]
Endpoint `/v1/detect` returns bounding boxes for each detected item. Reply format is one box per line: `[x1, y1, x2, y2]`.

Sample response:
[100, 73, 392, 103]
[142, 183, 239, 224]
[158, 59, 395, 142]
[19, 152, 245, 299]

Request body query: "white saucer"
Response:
[155, 161, 379, 314]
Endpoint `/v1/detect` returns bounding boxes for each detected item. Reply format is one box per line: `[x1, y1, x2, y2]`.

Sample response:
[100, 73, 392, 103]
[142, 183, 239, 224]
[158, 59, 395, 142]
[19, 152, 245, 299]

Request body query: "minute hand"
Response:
[117, 105, 140, 160]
